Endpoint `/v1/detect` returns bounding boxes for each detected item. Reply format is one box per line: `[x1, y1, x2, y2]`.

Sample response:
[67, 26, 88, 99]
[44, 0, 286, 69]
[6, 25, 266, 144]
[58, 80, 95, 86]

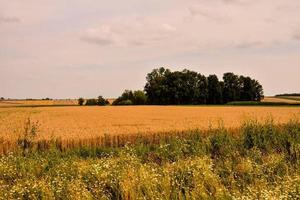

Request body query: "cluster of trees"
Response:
[145, 68, 263, 105]
[112, 90, 147, 105]
[78, 67, 264, 106]
[78, 96, 109, 106]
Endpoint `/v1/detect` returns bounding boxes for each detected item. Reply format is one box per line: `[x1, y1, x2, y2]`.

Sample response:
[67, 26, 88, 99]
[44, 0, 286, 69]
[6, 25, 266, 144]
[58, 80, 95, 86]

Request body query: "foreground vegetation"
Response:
[1, 118, 300, 199]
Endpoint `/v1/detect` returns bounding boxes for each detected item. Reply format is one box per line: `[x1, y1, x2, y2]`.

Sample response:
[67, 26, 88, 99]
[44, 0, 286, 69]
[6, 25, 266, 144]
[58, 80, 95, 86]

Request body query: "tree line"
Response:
[78, 67, 264, 106]
[144, 67, 263, 105]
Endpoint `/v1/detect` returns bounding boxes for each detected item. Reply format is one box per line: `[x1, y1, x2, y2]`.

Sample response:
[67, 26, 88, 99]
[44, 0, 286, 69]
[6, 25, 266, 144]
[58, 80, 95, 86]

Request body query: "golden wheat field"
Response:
[0, 99, 77, 107]
[1, 105, 300, 142]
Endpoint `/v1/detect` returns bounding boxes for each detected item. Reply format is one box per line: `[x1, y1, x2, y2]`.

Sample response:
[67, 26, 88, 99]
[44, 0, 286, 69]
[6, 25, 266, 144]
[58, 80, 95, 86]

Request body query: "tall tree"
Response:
[207, 75, 223, 104]
[144, 68, 263, 105]
[223, 72, 241, 103]
[145, 67, 171, 105]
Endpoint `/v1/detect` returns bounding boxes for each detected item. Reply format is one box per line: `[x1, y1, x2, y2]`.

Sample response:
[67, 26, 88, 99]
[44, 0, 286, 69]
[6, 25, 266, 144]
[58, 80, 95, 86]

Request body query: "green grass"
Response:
[1, 119, 300, 199]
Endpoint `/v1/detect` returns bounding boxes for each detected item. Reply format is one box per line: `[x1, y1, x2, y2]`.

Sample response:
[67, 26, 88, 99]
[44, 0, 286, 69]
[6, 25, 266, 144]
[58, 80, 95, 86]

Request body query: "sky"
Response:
[1, 0, 300, 99]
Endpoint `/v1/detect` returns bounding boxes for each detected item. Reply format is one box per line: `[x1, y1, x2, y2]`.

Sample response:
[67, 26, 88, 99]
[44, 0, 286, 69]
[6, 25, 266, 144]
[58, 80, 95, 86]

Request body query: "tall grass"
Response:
[0, 118, 300, 199]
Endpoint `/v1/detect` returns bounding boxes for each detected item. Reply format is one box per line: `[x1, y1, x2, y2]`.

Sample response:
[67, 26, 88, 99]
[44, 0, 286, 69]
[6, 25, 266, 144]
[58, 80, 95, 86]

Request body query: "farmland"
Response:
[1, 105, 300, 142]
[263, 96, 300, 104]
[1, 102, 300, 199]
[0, 115, 300, 199]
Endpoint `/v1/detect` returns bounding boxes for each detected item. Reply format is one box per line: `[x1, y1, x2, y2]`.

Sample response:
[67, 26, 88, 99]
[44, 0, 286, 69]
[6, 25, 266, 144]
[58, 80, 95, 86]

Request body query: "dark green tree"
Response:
[252, 80, 264, 101]
[78, 98, 84, 106]
[133, 90, 147, 105]
[85, 99, 98, 106]
[97, 96, 109, 106]
[144, 67, 171, 105]
[223, 72, 241, 103]
[113, 90, 147, 105]
[143, 68, 263, 105]
[240, 76, 254, 101]
[207, 75, 223, 104]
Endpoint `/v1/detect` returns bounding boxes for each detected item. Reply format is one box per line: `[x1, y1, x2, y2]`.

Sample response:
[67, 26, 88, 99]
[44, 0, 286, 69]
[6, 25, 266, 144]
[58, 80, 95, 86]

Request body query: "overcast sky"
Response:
[1, 0, 300, 98]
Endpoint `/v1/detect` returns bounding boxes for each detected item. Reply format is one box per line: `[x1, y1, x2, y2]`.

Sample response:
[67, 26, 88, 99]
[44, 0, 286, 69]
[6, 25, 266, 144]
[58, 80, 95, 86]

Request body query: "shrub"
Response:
[78, 97, 84, 106]
[113, 90, 147, 105]
[85, 99, 98, 106]
[97, 96, 109, 106]
[17, 118, 40, 155]
[117, 100, 133, 105]
[133, 90, 147, 105]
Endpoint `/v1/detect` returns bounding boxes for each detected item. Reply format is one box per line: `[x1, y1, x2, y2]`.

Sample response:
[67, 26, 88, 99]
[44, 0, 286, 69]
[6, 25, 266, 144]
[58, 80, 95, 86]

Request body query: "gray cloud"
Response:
[235, 41, 263, 49]
[188, 7, 223, 21]
[292, 31, 300, 40]
[0, 15, 20, 23]
[80, 36, 114, 46]
[80, 20, 177, 47]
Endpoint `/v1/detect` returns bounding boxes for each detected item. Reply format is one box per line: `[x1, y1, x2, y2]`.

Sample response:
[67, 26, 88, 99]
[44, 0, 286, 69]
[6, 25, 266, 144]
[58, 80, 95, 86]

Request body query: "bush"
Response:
[113, 90, 147, 105]
[133, 90, 147, 105]
[117, 100, 133, 105]
[85, 99, 98, 106]
[84, 96, 109, 106]
[97, 96, 109, 106]
[78, 98, 84, 106]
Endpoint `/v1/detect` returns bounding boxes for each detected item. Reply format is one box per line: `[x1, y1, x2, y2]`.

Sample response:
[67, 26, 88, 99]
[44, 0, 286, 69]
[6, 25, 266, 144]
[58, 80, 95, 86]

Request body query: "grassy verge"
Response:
[1, 119, 300, 199]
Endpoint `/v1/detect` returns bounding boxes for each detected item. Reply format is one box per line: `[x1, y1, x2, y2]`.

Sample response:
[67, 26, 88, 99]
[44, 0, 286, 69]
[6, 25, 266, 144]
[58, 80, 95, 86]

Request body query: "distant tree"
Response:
[78, 98, 84, 106]
[97, 96, 109, 106]
[145, 68, 209, 105]
[223, 72, 241, 103]
[133, 90, 147, 105]
[0, 97, 4, 101]
[113, 90, 147, 105]
[144, 67, 171, 105]
[252, 80, 264, 101]
[117, 99, 133, 105]
[196, 73, 208, 104]
[207, 75, 223, 104]
[85, 99, 98, 106]
[240, 76, 254, 101]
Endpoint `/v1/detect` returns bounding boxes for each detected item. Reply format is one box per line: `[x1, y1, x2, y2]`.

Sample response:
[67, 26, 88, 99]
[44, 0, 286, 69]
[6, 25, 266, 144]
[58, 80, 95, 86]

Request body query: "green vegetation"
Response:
[77, 68, 264, 106]
[79, 96, 110, 106]
[112, 90, 147, 105]
[1, 119, 300, 199]
[78, 97, 84, 106]
[145, 68, 263, 105]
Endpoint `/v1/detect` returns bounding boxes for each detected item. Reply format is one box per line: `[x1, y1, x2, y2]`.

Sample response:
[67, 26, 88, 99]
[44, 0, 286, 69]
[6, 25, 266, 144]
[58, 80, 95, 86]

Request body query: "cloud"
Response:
[188, 6, 227, 21]
[1, 0, 300, 98]
[80, 28, 115, 46]
[80, 18, 177, 47]
[292, 31, 300, 40]
[235, 41, 263, 49]
[0, 15, 20, 23]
